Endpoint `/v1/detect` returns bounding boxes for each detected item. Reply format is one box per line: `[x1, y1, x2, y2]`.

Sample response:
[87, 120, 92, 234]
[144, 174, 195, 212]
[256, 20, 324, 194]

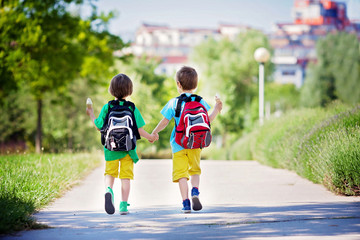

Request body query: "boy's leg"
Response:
[119, 154, 134, 215]
[105, 174, 115, 189]
[179, 178, 191, 213]
[121, 179, 130, 202]
[120, 179, 130, 215]
[178, 177, 189, 200]
[188, 149, 202, 211]
[104, 159, 120, 215]
[172, 150, 190, 183]
[173, 150, 191, 213]
[191, 174, 200, 189]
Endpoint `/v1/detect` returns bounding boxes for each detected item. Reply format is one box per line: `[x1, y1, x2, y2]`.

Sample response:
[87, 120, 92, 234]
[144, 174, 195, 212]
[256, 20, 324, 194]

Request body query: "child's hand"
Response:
[148, 133, 159, 143]
[214, 94, 223, 114]
[86, 106, 94, 116]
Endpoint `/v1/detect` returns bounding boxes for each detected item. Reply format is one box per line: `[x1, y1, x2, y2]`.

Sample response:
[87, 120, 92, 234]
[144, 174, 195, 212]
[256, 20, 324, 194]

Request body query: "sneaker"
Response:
[191, 187, 202, 211]
[182, 199, 191, 213]
[120, 201, 130, 215]
[105, 187, 115, 215]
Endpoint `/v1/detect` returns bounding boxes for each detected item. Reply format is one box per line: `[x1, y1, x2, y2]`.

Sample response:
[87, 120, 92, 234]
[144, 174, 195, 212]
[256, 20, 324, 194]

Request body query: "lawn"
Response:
[0, 152, 102, 233]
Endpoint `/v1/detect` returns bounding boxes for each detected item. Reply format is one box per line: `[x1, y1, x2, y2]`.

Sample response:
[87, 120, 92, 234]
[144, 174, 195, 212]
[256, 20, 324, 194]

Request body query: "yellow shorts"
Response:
[104, 154, 134, 179]
[172, 148, 202, 182]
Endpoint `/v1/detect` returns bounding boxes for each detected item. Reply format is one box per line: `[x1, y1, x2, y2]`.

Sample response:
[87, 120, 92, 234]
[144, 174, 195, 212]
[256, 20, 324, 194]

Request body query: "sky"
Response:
[82, 0, 360, 40]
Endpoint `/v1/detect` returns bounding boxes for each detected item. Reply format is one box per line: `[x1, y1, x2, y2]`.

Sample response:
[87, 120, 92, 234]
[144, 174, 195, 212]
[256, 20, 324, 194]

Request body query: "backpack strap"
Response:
[108, 99, 135, 111]
[119, 100, 140, 140]
[175, 94, 203, 117]
[190, 94, 202, 102]
[175, 94, 188, 117]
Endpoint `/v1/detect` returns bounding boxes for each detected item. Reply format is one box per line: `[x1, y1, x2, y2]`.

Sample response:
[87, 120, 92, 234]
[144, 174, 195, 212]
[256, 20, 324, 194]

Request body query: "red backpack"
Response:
[175, 94, 212, 149]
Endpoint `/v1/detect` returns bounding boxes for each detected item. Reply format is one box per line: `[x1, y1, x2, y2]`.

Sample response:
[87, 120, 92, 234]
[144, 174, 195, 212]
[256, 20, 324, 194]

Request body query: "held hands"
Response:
[148, 132, 159, 143]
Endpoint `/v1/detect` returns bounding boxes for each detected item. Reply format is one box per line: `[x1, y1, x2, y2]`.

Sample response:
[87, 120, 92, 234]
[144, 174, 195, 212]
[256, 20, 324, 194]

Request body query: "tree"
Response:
[300, 62, 336, 107]
[300, 32, 360, 107]
[191, 30, 273, 136]
[0, 1, 124, 152]
[329, 32, 360, 104]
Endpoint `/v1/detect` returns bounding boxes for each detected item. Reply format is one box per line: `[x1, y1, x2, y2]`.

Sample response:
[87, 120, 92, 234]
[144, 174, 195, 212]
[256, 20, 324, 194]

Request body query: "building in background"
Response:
[122, 0, 360, 86]
[123, 23, 250, 75]
[270, 0, 360, 88]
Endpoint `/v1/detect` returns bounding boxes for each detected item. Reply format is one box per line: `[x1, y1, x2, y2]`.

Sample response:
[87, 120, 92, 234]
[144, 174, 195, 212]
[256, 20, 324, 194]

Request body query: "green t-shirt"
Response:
[94, 101, 145, 163]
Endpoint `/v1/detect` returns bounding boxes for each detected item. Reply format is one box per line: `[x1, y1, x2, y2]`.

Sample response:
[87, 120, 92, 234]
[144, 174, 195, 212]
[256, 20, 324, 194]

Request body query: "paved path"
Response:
[3, 160, 360, 240]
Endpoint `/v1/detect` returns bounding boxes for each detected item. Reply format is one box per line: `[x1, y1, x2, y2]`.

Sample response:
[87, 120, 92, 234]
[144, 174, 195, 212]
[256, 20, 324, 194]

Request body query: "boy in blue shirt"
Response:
[152, 66, 222, 213]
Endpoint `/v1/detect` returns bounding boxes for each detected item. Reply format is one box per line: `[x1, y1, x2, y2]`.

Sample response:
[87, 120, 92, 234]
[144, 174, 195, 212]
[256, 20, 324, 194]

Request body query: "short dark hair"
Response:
[176, 66, 198, 90]
[108, 73, 133, 99]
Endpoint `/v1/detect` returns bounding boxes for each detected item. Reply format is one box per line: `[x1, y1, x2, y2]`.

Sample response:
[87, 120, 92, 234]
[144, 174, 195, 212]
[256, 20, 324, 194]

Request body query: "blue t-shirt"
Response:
[161, 93, 211, 153]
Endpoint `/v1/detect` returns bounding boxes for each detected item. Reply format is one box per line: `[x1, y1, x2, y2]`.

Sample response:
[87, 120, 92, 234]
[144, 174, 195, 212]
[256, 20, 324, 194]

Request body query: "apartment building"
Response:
[270, 0, 360, 88]
[124, 23, 249, 75]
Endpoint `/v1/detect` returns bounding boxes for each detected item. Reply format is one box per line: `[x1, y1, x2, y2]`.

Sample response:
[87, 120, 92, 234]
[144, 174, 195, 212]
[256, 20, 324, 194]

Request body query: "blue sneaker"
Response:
[182, 199, 191, 213]
[105, 187, 115, 215]
[191, 187, 202, 211]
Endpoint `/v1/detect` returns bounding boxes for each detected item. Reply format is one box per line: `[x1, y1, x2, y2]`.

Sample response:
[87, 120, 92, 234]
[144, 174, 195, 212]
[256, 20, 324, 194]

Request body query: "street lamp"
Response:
[254, 47, 270, 126]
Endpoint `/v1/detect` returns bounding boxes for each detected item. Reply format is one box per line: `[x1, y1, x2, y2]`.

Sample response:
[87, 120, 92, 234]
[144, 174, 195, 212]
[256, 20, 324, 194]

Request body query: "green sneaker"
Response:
[105, 187, 115, 215]
[120, 201, 130, 215]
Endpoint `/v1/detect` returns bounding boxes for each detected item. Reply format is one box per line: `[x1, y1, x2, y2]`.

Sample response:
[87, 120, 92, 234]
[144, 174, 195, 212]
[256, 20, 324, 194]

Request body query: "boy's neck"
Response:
[115, 96, 128, 100]
[180, 90, 194, 94]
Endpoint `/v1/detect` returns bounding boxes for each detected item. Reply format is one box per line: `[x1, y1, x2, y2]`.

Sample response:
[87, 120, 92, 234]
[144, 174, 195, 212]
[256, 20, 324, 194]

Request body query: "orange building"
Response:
[293, 0, 350, 29]
[270, 0, 360, 88]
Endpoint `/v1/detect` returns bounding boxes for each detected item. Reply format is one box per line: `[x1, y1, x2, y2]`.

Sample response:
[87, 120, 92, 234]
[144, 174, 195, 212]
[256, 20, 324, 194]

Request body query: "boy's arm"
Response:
[152, 117, 170, 134]
[209, 96, 223, 123]
[86, 107, 100, 131]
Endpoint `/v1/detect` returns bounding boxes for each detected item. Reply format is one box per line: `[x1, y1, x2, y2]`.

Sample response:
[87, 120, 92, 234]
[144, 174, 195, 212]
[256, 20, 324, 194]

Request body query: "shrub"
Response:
[233, 103, 360, 195]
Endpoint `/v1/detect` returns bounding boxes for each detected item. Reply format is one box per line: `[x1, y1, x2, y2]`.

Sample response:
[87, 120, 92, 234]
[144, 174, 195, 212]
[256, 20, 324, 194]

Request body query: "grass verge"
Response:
[232, 102, 360, 196]
[0, 152, 102, 234]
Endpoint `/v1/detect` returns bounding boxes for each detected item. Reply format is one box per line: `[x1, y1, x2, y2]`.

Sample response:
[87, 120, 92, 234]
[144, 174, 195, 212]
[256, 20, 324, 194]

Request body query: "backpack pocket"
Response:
[105, 116, 135, 151]
[185, 113, 210, 137]
[188, 129, 212, 149]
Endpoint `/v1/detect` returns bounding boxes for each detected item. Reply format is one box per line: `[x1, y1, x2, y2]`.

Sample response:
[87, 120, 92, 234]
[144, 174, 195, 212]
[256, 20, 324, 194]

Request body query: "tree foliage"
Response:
[0, 0, 124, 152]
[0, 0, 177, 154]
[192, 30, 274, 134]
[301, 32, 360, 107]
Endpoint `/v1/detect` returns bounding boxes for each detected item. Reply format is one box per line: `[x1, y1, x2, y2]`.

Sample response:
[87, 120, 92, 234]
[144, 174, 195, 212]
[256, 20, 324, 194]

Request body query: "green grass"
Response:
[0, 152, 102, 233]
[232, 102, 360, 196]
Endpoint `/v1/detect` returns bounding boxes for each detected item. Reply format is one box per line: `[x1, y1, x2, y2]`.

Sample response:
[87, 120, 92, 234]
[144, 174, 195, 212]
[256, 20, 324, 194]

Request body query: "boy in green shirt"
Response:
[87, 73, 158, 215]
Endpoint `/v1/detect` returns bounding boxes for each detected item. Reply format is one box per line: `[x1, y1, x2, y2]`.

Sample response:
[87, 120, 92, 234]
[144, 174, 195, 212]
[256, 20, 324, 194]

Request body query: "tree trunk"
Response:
[35, 99, 42, 153]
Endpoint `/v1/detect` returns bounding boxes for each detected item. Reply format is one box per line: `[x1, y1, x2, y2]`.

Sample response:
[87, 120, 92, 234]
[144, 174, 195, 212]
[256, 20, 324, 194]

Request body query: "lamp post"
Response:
[254, 47, 270, 126]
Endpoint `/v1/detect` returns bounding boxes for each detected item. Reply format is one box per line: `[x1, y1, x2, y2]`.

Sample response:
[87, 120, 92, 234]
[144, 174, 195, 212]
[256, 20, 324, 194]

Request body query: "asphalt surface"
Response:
[3, 160, 360, 240]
